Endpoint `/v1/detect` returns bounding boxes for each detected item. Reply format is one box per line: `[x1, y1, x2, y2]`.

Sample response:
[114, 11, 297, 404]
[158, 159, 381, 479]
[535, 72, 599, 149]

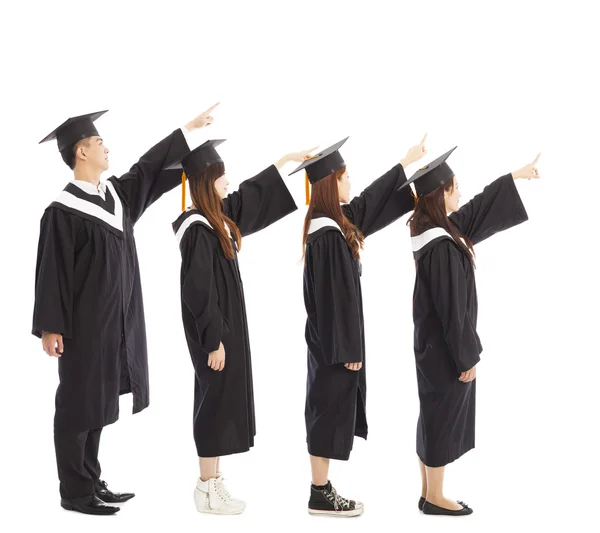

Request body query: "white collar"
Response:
[174, 212, 233, 246]
[72, 179, 106, 200]
[308, 217, 343, 235]
[411, 227, 474, 259]
[411, 227, 454, 252]
[53, 180, 123, 233]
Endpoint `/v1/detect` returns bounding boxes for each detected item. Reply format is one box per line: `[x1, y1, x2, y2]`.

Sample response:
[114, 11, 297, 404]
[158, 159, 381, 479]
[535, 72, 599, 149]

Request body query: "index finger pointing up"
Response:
[204, 102, 220, 114]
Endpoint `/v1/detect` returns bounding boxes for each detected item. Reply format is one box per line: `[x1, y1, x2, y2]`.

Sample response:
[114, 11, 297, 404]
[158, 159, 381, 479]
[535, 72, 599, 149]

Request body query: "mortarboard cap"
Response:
[289, 137, 348, 184]
[39, 110, 108, 152]
[165, 139, 226, 176]
[398, 146, 457, 197]
[164, 139, 226, 212]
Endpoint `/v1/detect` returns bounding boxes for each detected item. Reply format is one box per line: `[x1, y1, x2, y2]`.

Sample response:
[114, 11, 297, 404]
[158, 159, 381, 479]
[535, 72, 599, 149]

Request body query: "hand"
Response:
[459, 365, 476, 382]
[512, 153, 541, 180]
[208, 342, 225, 371]
[274, 146, 319, 170]
[344, 362, 363, 371]
[42, 332, 63, 358]
[400, 133, 428, 168]
[185, 102, 220, 131]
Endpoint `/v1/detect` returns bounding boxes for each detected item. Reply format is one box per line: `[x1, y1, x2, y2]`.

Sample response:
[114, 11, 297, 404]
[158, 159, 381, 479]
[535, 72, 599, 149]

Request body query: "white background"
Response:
[1, 0, 598, 531]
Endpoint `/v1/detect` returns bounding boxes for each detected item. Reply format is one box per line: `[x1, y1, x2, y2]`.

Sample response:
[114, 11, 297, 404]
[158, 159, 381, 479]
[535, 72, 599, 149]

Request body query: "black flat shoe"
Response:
[61, 495, 120, 515]
[422, 500, 473, 516]
[95, 480, 135, 503]
[418, 497, 426, 511]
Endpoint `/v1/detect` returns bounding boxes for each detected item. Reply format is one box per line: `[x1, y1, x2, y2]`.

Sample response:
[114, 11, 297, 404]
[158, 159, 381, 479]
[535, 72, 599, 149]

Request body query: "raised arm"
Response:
[111, 103, 218, 224]
[449, 154, 540, 245]
[222, 148, 314, 237]
[342, 134, 428, 237]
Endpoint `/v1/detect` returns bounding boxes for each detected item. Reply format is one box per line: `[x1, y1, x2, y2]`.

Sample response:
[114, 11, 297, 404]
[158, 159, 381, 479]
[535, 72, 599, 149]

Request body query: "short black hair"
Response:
[61, 137, 91, 170]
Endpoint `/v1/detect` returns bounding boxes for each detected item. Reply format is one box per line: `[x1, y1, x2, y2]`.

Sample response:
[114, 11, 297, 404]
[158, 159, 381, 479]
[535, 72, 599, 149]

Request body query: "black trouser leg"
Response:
[83, 428, 102, 485]
[54, 426, 101, 500]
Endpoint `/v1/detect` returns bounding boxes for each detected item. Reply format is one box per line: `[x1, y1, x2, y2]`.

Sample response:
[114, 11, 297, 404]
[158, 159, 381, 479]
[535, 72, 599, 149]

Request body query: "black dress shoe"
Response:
[418, 496, 426, 511]
[422, 500, 473, 516]
[61, 495, 120, 515]
[95, 480, 135, 503]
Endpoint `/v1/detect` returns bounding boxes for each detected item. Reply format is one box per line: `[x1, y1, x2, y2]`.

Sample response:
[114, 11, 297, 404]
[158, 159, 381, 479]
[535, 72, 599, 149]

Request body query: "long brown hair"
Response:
[188, 162, 242, 260]
[407, 178, 475, 261]
[302, 167, 364, 261]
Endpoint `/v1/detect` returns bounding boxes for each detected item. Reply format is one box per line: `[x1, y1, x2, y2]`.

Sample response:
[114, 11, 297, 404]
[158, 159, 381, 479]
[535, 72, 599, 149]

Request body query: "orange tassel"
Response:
[412, 189, 419, 206]
[181, 171, 186, 212]
[305, 172, 310, 206]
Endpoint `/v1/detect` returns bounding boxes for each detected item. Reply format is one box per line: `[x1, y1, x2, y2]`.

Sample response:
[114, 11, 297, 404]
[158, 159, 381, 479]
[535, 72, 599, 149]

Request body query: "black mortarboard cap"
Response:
[165, 139, 226, 176]
[289, 137, 348, 184]
[39, 110, 108, 152]
[398, 146, 457, 197]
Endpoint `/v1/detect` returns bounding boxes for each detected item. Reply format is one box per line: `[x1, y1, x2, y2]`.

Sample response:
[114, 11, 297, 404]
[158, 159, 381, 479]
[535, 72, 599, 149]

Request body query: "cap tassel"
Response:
[181, 171, 187, 212]
[305, 172, 310, 206]
[411, 189, 419, 206]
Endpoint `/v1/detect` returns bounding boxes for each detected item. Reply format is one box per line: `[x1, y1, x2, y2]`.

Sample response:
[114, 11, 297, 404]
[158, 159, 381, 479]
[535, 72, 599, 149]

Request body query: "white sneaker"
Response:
[194, 476, 246, 515]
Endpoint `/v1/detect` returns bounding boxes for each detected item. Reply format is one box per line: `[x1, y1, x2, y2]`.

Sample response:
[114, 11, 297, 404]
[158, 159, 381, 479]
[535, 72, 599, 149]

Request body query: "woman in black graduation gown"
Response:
[403, 147, 541, 516]
[292, 135, 428, 517]
[170, 139, 314, 515]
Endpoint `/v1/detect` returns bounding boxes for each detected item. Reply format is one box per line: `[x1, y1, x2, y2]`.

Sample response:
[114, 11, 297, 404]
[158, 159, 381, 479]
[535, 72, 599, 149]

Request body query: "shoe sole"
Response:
[194, 486, 246, 515]
[422, 502, 473, 516]
[308, 508, 363, 518]
[196, 507, 246, 515]
[97, 496, 135, 504]
[60, 502, 119, 515]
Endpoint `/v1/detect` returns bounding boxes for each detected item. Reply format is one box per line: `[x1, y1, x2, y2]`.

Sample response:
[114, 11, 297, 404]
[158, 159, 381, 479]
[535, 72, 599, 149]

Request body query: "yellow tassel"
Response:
[305, 172, 310, 206]
[181, 171, 186, 212]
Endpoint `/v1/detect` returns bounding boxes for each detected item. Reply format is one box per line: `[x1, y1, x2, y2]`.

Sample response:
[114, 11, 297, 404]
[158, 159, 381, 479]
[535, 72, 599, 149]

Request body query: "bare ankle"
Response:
[426, 493, 443, 504]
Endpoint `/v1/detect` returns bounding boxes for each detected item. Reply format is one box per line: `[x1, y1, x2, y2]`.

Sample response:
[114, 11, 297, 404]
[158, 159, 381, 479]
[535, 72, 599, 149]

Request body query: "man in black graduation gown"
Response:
[32, 104, 217, 515]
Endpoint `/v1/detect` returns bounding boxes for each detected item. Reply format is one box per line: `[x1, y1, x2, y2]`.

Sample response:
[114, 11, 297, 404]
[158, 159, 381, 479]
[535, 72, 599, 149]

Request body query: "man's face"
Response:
[78, 136, 110, 171]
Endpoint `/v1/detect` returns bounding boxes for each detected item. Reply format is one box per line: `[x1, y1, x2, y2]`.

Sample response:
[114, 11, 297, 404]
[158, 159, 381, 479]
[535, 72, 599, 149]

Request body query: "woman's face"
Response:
[338, 170, 351, 204]
[444, 176, 461, 213]
[213, 173, 230, 199]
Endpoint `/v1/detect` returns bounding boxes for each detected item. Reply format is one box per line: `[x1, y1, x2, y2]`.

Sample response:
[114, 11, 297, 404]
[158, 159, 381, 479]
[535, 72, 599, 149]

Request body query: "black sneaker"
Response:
[308, 481, 363, 517]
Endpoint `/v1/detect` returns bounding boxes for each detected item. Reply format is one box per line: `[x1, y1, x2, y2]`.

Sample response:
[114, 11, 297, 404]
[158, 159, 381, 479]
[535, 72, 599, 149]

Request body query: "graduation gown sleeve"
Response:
[449, 174, 529, 245]
[32, 208, 77, 339]
[110, 128, 190, 223]
[427, 239, 481, 373]
[223, 165, 297, 237]
[342, 163, 413, 238]
[309, 231, 363, 365]
[180, 225, 225, 354]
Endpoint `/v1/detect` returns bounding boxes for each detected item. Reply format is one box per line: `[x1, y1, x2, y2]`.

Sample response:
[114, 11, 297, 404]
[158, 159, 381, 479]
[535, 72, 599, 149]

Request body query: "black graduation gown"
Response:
[32, 129, 189, 431]
[304, 163, 413, 460]
[412, 174, 529, 467]
[173, 165, 297, 458]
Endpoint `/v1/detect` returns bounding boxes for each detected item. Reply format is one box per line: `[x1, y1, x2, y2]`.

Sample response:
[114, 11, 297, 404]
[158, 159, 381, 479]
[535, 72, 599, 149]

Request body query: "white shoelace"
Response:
[215, 478, 233, 501]
[326, 486, 352, 511]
